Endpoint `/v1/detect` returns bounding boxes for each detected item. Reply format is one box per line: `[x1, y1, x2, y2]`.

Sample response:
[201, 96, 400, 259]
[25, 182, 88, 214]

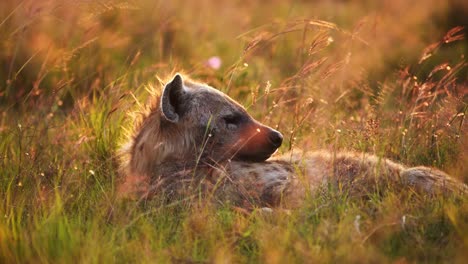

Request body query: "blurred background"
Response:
[1, 0, 467, 106]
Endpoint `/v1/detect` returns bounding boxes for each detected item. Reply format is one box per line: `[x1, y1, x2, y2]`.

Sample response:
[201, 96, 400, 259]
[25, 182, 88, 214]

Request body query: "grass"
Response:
[1, 0, 467, 263]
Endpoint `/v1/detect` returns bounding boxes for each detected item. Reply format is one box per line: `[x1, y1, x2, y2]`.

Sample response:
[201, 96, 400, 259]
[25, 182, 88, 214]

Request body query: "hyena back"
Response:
[119, 74, 466, 207]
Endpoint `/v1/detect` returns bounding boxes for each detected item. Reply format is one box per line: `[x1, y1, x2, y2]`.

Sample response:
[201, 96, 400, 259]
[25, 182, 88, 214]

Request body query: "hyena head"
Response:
[127, 74, 283, 175]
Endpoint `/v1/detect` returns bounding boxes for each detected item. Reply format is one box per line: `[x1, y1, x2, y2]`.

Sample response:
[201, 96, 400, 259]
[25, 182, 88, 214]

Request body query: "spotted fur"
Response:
[119, 74, 467, 207]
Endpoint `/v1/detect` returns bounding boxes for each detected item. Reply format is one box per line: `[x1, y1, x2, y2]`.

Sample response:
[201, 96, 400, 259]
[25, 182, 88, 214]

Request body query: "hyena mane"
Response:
[119, 74, 467, 207]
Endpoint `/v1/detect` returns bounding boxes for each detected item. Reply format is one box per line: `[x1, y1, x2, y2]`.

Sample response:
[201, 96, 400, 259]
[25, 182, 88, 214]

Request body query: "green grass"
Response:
[1, 0, 467, 263]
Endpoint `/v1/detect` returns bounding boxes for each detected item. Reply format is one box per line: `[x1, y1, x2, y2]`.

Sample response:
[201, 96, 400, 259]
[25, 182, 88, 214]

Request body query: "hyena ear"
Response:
[161, 74, 186, 123]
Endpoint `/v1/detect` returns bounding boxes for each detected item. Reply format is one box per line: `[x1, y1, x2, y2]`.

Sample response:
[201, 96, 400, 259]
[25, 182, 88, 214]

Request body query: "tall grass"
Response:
[1, 0, 467, 263]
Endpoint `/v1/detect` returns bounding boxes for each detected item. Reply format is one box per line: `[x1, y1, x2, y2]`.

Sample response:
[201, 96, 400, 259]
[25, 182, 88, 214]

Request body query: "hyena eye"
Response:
[223, 114, 242, 130]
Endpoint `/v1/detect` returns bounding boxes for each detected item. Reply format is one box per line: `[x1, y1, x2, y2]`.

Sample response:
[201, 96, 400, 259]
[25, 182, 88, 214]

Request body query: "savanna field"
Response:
[1, 0, 467, 263]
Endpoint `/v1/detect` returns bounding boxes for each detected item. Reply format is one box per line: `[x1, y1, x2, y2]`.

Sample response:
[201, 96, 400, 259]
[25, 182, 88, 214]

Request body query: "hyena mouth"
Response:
[234, 126, 283, 162]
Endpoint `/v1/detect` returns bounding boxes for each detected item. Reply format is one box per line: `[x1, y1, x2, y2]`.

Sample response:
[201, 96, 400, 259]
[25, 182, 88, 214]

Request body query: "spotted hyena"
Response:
[119, 74, 466, 207]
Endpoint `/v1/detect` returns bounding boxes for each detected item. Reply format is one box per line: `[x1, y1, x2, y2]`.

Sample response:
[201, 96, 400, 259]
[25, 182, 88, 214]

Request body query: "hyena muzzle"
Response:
[119, 74, 467, 207]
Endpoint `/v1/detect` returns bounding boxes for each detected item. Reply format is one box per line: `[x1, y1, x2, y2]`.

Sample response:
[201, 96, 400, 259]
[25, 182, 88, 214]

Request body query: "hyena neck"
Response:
[129, 112, 197, 177]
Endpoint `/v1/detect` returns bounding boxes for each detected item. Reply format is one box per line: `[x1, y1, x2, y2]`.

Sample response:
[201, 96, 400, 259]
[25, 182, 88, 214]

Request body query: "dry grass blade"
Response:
[419, 26, 465, 64]
[442, 26, 465, 44]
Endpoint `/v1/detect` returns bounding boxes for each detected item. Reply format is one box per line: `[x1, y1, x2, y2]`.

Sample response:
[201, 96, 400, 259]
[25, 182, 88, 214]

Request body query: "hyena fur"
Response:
[119, 74, 467, 207]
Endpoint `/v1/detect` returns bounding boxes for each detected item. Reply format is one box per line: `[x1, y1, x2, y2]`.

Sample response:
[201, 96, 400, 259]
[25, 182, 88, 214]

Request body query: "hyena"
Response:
[119, 74, 466, 207]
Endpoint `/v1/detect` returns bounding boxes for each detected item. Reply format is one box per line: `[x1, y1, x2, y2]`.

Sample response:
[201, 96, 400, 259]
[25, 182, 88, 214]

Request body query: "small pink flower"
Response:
[207, 56, 222, 70]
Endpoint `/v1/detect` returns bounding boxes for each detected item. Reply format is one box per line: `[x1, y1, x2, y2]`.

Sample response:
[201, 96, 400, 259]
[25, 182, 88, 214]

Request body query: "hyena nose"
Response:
[268, 130, 283, 148]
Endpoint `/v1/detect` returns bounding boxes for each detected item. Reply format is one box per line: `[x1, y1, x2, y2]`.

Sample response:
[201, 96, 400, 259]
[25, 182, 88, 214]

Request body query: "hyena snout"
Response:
[268, 129, 283, 147]
[235, 123, 283, 162]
